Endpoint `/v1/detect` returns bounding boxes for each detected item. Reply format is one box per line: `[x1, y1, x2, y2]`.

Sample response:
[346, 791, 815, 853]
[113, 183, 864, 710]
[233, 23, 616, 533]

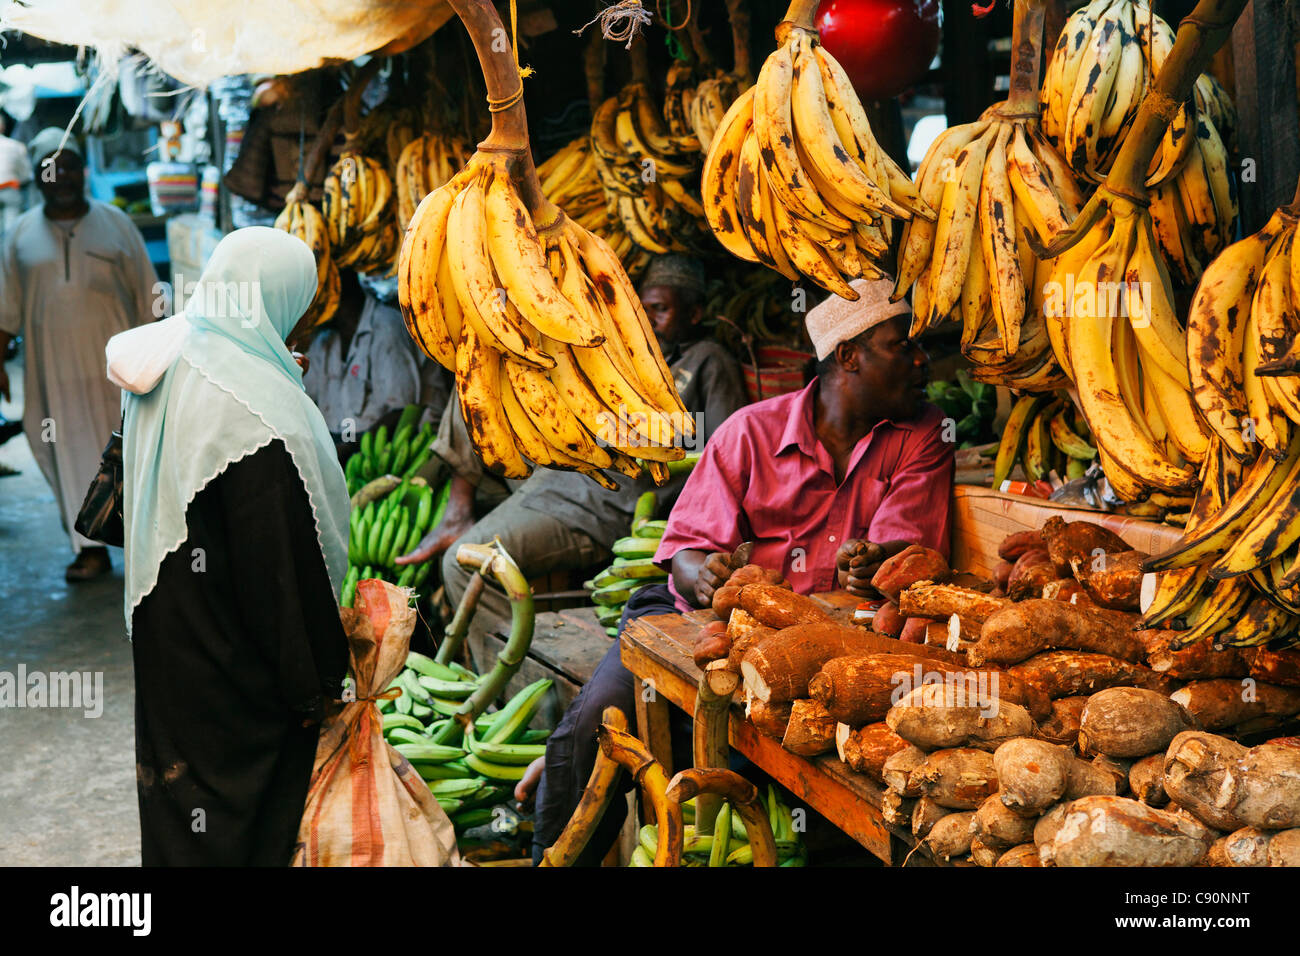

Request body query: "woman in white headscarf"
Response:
[107, 227, 351, 866]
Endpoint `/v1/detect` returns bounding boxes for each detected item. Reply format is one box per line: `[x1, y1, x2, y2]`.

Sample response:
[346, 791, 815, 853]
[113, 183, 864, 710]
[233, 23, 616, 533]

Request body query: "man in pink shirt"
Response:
[523, 276, 954, 864]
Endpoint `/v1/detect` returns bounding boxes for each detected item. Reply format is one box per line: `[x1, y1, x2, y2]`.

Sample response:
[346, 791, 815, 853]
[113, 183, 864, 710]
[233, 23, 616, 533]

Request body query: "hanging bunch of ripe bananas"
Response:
[1040, 0, 1237, 281]
[893, 1, 1080, 390]
[274, 181, 341, 330]
[395, 129, 474, 233]
[1041, 195, 1209, 501]
[1143, 431, 1300, 652]
[702, 9, 931, 299]
[398, 154, 691, 485]
[322, 61, 401, 275]
[323, 149, 401, 274]
[686, 70, 748, 152]
[591, 80, 710, 257]
[1028, 0, 1249, 507]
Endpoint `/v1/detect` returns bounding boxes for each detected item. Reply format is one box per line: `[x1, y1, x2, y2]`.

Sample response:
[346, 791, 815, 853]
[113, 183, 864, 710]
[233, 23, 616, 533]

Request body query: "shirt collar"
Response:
[775, 377, 927, 459]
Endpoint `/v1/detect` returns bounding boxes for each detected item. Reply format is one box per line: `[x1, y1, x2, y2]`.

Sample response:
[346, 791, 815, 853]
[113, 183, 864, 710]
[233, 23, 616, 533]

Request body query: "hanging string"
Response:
[573, 0, 654, 50]
[661, 0, 687, 61]
[487, 0, 534, 112]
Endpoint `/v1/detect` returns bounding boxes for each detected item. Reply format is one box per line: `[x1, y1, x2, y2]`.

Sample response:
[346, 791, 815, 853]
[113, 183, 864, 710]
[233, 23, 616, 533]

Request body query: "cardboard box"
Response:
[951, 484, 1182, 579]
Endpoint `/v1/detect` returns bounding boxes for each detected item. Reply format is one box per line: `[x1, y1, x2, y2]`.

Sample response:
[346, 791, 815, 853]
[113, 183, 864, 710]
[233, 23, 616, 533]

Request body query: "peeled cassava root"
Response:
[1076, 687, 1198, 758]
[898, 582, 1010, 624]
[1042, 796, 1210, 867]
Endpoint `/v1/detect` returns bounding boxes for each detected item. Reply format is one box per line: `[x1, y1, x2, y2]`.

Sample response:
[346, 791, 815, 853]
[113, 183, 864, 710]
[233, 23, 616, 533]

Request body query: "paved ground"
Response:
[0, 358, 140, 865]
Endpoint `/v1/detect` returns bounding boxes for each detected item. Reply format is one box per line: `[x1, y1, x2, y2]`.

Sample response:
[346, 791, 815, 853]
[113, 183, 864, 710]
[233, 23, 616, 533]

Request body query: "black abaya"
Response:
[130, 439, 348, 866]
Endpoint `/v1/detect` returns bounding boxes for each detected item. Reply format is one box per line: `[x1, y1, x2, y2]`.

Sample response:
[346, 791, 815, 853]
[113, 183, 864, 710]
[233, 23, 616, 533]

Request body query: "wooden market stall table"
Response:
[618, 486, 1187, 865]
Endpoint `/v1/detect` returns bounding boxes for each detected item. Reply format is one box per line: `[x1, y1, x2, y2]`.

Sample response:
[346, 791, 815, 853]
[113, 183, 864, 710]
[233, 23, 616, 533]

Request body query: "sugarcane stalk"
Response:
[1035, 0, 1249, 257]
[666, 767, 778, 866]
[1004, 0, 1046, 115]
[451, 540, 535, 725]
[538, 707, 630, 867]
[691, 660, 739, 835]
[600, 725, 684, 867]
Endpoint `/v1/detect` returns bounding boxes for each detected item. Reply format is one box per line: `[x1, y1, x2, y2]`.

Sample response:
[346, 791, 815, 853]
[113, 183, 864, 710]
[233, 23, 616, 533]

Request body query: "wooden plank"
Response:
[1231, 0, 1300, 233]
[621, 617, 901, 864]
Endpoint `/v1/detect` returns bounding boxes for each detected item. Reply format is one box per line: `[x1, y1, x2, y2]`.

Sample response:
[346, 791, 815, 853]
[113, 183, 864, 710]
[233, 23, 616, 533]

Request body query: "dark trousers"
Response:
[532, 583, 690, 865]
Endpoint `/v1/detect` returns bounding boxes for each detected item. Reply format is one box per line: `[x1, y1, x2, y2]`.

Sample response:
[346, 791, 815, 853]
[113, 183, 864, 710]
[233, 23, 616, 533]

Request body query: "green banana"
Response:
[591, 566, 625, 589]
[448, 661, 478, 680]
[396, 404, 421, 434]
[382, 713, 424, 733]
[373, 424, 390, 470]
[595, 604, 624, 627]
[592, 582, 637, 606]
[709, 804, 731, 867]
[417, 675, 477, 699]
[428, 778, 485, 800]
[360, 429, 374, 468]
[412, 761, 476, 782]
[726, 843, 753, 866]
[410, 701, 432, 720]
[1048, 407, 1098, 460]
[397, 669, 432, 705]
[612, 537, 662, 559]
[631, 491, 657, 533]
[391, 437, 412, 476]
[366, 513, 385, 567]
[483, 678, 553, 744]
[993, 394, 1044, 488]
[396, 565, 416, 588]
[394, 687, 413, 715]
[450, 808, 496, 830]
[413, 561, 432, 591]
[433, 796, 463, 814]
[638, 824, 659, 858]
[463, 752, 530, 781]
[465, 724, 546, 765]
[610, 556, 669, 578]
[636, 520, 667, 538]
[518, 728, 552, 744]
[629, 845, 653, 867]
[406, 652, 459, 681]
[386, 727, 430, 746]
[393, 741, 466, 764]
[385, 509, 410, 565]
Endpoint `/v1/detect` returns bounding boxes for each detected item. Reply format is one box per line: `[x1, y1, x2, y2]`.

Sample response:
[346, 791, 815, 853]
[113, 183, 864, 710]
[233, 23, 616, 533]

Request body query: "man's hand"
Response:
[836, 539, 886, 597]
[695, 551, 735, 608]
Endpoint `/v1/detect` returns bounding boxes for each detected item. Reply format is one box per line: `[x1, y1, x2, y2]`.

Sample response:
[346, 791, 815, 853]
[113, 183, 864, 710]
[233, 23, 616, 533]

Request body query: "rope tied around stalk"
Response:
[574, 0, 655, 50]
[488, 0, 535, 113]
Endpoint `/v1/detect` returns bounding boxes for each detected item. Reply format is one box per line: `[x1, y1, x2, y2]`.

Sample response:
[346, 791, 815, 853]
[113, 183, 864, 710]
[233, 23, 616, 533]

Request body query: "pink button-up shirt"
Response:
[654, 378, 955, 610]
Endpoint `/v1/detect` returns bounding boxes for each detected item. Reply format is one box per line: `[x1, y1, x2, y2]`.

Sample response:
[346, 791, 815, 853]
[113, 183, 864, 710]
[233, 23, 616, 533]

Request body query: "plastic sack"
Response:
[1048, 461, 1119, 511]
[106, 313, 187, 395]
[292, 578, 459, 867]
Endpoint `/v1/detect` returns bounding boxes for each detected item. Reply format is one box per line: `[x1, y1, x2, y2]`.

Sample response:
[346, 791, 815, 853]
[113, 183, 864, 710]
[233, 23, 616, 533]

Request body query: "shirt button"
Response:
[829, 535, 836, 543]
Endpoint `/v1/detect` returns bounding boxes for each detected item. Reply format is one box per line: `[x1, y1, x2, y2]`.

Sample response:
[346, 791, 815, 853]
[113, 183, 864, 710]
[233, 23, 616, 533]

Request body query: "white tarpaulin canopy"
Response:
[1, 0, 454, 87]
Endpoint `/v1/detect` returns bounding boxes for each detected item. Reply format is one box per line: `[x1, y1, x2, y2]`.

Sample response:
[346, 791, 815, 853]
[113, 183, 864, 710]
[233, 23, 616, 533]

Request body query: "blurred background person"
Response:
[0, 127, 158, 581]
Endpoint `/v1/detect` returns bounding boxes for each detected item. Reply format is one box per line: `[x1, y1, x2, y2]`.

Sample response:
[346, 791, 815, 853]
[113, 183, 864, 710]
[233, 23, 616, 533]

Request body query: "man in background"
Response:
[299, 270, 450, 461]
[396, 254, 749, 647]
[0, 128, 157, 581]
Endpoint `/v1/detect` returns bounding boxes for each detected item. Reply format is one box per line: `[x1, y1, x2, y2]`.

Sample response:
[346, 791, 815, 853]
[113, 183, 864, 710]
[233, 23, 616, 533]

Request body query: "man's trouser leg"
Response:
[532, 583, 685, 866]
[439, 496, 606, 645]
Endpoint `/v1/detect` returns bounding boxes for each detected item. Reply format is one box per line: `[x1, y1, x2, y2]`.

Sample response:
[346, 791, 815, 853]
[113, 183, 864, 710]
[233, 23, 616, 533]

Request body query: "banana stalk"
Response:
[448, 540, 535, 726]
[540, 707, 630, 866]
[691, 661, 739, 835]
[601, 725, 684, 867]
[665, 767, 779, 867]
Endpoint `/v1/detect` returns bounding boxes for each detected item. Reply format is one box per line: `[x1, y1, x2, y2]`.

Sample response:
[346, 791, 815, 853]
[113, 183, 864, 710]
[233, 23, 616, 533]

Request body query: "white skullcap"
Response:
[805, 277, 911, 361]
